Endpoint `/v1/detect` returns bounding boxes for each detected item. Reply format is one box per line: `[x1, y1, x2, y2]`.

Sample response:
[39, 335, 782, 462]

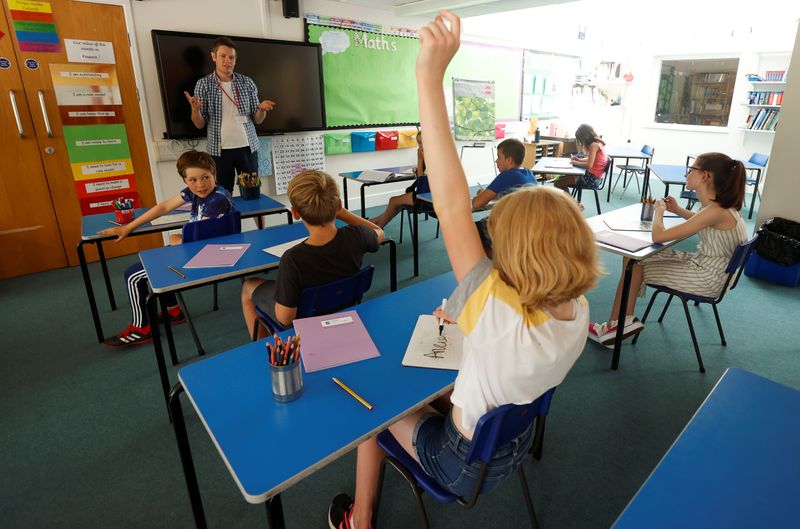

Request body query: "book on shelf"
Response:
[764, 70, 786, 82]
[745, 108, 780, 131]
[748, 91, 783, 105]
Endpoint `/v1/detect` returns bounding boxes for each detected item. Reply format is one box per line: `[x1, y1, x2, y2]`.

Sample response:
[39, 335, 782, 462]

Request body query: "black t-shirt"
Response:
[274, 225, 380, 308]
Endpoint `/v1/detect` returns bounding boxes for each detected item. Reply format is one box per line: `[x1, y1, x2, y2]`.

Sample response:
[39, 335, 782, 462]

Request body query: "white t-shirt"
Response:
[448, 258, 589, 434]
[219, 81, 249, 149]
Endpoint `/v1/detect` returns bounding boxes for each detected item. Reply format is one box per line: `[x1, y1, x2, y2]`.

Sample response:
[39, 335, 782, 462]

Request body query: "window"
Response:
[655, 58, 739, 126]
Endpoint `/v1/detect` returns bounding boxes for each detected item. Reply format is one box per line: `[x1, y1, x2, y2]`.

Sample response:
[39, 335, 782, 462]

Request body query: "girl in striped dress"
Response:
[590, 152, 748, 345]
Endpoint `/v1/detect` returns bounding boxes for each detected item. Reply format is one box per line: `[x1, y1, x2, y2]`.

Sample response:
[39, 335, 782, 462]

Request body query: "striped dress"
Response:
[640, 208, 748, 297]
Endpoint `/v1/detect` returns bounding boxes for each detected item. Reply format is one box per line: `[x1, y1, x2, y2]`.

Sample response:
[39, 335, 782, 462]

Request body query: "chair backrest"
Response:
[642, 145, 655, 157]
[465, 387, 556, 466]
[296, 265, 375, 319]
[181, 211, 242, 243]
[720, 235, 759, 296]
[748, 152, 769, 168]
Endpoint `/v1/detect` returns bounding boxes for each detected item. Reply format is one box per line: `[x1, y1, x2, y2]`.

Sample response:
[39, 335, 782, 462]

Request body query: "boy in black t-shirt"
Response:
[241, 170, 384, 337]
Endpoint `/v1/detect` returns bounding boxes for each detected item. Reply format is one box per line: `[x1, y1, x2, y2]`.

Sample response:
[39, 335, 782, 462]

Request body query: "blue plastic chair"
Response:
[612, 145, 655, 198]
[632, 236, 758, 372]
[177, 211, 242, 356]
[572, 158, 611, 214]
[745, 153, 769, 218]
[251, 265, 374, 338]
[373, 388, 557, 529]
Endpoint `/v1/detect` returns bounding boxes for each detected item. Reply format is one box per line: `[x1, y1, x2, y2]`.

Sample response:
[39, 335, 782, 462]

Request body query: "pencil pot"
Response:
[270, 361, 303, 403]
[239, 184, 261, 200]
[115, 209, 134, 224]
[640, 203, 655, 222]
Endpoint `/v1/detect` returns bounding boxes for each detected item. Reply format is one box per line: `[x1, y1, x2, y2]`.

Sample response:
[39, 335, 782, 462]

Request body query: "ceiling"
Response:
[326, 0, 575, 18]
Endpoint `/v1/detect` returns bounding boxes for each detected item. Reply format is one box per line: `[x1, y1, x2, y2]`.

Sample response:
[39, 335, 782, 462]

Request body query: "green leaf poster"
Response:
[453, 79, 495, 141]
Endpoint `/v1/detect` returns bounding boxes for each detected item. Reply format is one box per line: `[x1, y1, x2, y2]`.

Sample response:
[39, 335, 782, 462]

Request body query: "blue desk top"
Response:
[178, 273, 459, 502]
[613, 368, 800, 529]
[338, 165, 415, 182]
[81, 194, 287, 241]
[532, 157, 586, 176]
[140, 222, 309, 293]
[649, 164, 688, 185]
[607, 146, 652, 159]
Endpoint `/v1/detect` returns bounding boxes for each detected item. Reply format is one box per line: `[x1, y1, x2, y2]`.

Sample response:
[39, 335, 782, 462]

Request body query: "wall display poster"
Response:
[258, 136, 273, 177]
[49, 63, 137, 214]
[453, 78, 496, 141]
[271, 135, 325, 195]
[64, 39, 115, 64]
[9, 0, 61, 53]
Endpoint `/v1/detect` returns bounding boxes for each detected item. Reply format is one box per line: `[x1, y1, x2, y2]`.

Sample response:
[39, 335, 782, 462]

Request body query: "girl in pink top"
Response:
[555, 123, 608, 192]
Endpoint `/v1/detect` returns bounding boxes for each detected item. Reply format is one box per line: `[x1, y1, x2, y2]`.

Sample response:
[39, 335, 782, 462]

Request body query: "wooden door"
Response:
[1, 0, 162, 276]
[0, 6, 67, 277]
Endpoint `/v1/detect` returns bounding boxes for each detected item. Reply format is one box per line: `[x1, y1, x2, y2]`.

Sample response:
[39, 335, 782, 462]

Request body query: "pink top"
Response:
[588, 143, 608, 179]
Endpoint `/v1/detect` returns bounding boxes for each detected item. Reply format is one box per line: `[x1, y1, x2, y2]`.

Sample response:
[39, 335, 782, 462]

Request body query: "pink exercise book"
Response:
[183, 244, 251, 268]
[293, 311, 380, 373]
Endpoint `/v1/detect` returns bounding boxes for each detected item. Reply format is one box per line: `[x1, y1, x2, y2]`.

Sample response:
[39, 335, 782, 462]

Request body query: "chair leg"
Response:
[383, 456, 431, 529]
[611, 169, 625, 193]
[593, 190, 601, 215]
[531, 415, 547, 461]
[399, 209, 405, 244]
[657, 294, 674, 323]
[213, 283, 219, 311]
[632, 291, 660, 345]
[679, 298, 705, 373]
[176, 293, 207, 357]
[517, 467, 541, 529]
[711, 304, 726, 346]
[435, 221, 440, 239]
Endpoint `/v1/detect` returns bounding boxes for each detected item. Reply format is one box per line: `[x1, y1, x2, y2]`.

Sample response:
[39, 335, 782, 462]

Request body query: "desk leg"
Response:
[606, 159, 615, 202]
[169, 383, 209, 529]
[611, 259, 636, 370]
[749, 170, 761, 219]
[413, 204, 419, 277]
[266, 495, 286, 529]
[96, 241, 117, 310]
[286, 209, 293, 225]
[360, 184, 367, 218]
[148, 293, 172, 417]
[381, 239, 397, 292]
[642, 165, 650, 199]
[78, 241, 104, 343]
[342, 177, 349, 211]
[160, 296, 179, 366]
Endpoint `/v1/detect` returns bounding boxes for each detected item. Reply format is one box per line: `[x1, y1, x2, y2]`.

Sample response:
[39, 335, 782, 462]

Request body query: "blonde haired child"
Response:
[242, 170, 384, 336]
[327, 12, 601, 529]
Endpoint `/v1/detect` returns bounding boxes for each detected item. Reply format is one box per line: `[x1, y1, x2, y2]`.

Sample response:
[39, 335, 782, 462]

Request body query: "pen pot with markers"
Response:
[238, 172, 261, 200]
[115, 208, 134, 224]
[640, 200, 655, 222]
[270, 360, 303, 402]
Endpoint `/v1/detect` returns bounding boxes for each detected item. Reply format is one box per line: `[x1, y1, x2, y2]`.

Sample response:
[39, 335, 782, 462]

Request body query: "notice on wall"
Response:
[64, 39, 115, 64]
[453, 78, 496, 141]
[271, 135, 325, 195]
[50, 63, 123, 124]
[258, 136, 273, 177]
[9, 0, 61, 53]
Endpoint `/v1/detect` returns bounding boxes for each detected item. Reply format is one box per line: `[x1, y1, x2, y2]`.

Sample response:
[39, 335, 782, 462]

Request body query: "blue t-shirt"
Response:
[180, 184, 236, 222]
[486, 167, 537, 197]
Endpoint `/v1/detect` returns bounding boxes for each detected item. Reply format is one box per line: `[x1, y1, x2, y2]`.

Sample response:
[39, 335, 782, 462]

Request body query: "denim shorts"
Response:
[412, 412, 534, 498]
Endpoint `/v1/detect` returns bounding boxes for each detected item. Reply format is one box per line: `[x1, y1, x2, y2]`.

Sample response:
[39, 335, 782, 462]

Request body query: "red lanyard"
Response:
[214, 75, 242, 114]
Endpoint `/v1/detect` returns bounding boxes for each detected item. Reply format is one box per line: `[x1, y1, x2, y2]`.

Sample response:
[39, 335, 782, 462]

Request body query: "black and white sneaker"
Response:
[102, 324, 152, 348]
[328, 492, 361, 529]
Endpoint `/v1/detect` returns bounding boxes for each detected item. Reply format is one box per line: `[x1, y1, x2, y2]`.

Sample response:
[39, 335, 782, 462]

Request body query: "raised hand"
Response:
[258, 99, 277, 112]
[184, 91, 201, 111]
[416, 11, 461, 82]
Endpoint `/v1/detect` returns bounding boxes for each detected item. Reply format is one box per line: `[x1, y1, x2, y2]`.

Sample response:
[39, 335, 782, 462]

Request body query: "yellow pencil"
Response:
[332, 377, 373, 410]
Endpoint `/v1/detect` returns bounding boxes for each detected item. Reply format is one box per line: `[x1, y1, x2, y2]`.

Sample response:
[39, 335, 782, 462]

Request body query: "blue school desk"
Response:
[78, 195, 290, 342]
[585, 204, 688, 370]
[140, 221, 398, 414]
[648, 164, 689, 198]
[530, 156, 586, 182]
[613, 368, 800, 529]
[169, 273, 458, 529]
[606, 146, 654, 202]
[338, 165, 415, 218]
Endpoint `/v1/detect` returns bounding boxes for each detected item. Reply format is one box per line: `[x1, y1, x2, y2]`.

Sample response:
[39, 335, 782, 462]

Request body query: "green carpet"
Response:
[1, 182, 797, 529]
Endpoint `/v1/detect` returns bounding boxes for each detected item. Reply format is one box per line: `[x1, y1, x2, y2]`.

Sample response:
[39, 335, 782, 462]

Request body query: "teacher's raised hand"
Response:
[258, 99, 277, 112]
[183, 91, 201, 111]
[416, 11, 460, 81]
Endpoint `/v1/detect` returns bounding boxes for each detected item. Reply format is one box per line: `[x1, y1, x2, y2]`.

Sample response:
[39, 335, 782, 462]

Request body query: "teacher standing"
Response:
[184, 36, 276, 193]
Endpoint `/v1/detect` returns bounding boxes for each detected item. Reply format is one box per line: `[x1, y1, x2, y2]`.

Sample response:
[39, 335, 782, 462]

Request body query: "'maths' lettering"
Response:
[353, 32, 398, 52]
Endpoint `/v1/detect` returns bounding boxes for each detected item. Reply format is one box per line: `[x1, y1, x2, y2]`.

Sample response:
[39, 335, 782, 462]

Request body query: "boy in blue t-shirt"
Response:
[98, 150, 236, 348]
[472, 139, 536, 253]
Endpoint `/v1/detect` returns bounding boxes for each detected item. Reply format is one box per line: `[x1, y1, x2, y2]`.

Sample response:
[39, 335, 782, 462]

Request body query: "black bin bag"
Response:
[755, 217, 800, 266]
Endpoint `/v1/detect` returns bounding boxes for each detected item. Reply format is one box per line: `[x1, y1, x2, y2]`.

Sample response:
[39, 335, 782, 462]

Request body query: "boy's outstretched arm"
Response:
[336, 206, 385, 243]
[97, 194, 185, 241]
[417, 12, 484, 282]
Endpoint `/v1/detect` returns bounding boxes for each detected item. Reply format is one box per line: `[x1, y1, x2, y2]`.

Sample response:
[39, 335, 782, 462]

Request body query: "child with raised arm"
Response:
[554, 123, 608, 193]
[589, 152, 747, 345]
[369, 130, 428, 228]
[241, 170, 384, 337]
[97, 150, 236, 348]
[327, 13, 601, 529]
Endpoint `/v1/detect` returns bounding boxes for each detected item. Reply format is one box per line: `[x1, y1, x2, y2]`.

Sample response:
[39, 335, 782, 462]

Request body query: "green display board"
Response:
[446, 43, 522, 120]
[307, 23, 419, 127]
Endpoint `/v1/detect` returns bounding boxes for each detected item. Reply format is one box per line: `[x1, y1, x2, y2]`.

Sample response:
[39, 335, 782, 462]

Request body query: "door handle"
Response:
[9, 90, 25, 138]
[37, 90, 54, 138]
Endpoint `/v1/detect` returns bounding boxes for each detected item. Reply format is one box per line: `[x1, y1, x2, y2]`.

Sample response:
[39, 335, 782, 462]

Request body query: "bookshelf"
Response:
[742, 75, 785, 132]
[686, 72, 735, 126]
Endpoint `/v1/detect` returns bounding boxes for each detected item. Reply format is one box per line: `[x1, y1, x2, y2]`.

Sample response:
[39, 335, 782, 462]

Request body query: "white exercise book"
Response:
[262, 237, 307, 258]
[402, 315, 465, 371]
[358, 170, 406, 182]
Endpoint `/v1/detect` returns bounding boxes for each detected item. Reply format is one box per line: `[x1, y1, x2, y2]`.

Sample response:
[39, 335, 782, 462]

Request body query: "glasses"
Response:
[686, 166, 702, 174]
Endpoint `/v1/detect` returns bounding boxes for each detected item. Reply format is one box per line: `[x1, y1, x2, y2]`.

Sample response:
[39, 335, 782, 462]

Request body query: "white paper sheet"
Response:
[262, 237, 307, 258]
[402, 315, 465, 371]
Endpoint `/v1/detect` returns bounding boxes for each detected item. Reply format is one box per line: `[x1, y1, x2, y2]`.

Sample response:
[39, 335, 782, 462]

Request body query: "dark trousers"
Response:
[212, 147, 258, 193]
[125, 262, 176, 328]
